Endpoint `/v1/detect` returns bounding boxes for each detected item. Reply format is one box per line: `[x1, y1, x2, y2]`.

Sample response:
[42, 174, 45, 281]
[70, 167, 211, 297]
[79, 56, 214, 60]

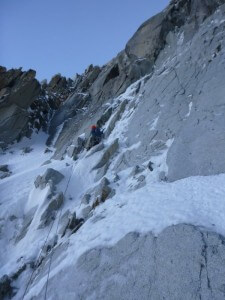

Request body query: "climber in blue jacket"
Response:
[85, 124, 104, 150]
[91, 124, 104, 143]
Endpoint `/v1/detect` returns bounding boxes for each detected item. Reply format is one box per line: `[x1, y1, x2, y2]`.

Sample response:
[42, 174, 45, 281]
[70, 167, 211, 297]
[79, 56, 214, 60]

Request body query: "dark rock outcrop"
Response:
[0, 68, 41, 146]
[0, 67, 74, 147]
[0, 164, 11, 179]
[0, 165, 9, 172]
[0, 275, 12, 300]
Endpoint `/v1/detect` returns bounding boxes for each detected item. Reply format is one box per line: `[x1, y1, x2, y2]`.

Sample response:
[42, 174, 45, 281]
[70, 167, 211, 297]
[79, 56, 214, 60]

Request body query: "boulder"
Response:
[113, 174, 120, 183]
[147, 161, 154, 172]
[44, 148, 53, 154]
[81, 206, 92, 220]
[92, 139, 119, 170]
[0, 171, 11, 180]
[130, 165, 145, 177]
[67, 135, 86, 159]
[100, 177, 110, 188]
[58, 211, 84, 237]
[113, 151, 132, 173]
[93, 177, 115, 204]
[133, 175, 146, 190]
[158, 171, 167, 182]
[34, 168, 64, 190]
[21, 146, 33, 154]
[0, 165, 9, 172]
[39, 192, 64, 228]
[69, 217, 84, 235]
[81, 194, 91, 205]
[9, 215, 17, 222]
[100, 185, 114, 202]
[0, 275, 12, 299]
[86, 142, 104, 158]
[67, 212, 78, 230]
[94, 162, 110, 182]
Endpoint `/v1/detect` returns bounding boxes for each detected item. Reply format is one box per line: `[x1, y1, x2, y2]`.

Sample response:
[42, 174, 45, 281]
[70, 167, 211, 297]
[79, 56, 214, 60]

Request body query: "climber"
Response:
[86, 124, 104, 150]
[91, 124, 103, 142]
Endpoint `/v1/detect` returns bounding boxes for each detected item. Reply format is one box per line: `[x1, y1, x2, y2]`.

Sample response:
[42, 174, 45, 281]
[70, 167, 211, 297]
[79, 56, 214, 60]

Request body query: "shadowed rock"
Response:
[34, 168, 64, 190]
[0, 68, 41, 145]
[39, 192, 64, 228]
[81, 194, 91, 205]
[0, 165, 9, 172]
[0, 275, 12, 299]
[92, 139, 119, 170]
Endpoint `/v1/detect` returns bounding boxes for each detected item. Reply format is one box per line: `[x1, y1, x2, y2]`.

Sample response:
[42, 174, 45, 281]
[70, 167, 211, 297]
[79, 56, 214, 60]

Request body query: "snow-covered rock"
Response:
[34, 168, 64, 190]
[29, 224, 225, 300]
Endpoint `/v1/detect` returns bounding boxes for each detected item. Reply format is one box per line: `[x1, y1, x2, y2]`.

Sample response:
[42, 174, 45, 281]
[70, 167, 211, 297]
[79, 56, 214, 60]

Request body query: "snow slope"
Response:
[1, 80, 225, 298]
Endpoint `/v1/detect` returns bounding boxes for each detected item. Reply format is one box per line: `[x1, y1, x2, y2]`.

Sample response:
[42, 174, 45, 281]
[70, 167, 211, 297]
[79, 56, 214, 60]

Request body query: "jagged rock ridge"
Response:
[0, 68, 74, 147]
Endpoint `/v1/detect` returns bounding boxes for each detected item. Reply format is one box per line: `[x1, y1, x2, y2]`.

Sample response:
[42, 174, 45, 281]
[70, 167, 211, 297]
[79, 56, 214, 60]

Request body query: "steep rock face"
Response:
[118, 4, 225, 181]
[29, 224, 225, 300]
[125, 0, 225, 61]
[88, 51, 152, 103]
[51, 0, 225, 182]
[76, 0, 225, 105]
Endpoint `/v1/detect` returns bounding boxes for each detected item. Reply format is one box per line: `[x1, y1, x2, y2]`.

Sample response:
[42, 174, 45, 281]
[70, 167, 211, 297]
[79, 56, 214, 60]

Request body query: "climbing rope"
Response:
[22, 219, 55, 300]
[22, 163, 75, 300]
[44, 163, 75, 300]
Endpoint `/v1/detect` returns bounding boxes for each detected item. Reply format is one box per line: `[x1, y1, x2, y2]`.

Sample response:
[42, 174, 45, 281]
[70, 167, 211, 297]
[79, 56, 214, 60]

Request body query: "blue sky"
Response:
[0, 0, 170, 81]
